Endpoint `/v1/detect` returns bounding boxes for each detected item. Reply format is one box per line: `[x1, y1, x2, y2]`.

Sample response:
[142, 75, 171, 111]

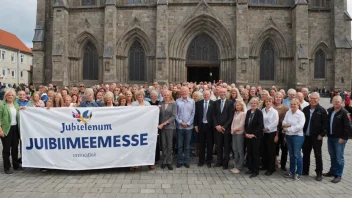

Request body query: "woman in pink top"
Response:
[230, 99, 247, 174]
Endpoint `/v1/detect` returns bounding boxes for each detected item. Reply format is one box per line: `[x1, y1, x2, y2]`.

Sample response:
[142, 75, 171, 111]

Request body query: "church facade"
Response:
[32, 0, 352, 90]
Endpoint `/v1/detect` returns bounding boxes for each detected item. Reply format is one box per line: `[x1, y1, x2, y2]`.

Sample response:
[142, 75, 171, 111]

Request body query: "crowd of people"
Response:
[0, 81, 351, 184]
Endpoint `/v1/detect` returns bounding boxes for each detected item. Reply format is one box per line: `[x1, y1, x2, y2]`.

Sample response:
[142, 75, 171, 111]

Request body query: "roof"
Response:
[0, 29, 32, 54]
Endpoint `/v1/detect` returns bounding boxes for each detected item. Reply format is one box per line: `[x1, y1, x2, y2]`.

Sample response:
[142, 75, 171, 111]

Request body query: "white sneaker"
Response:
[230, 168, 240, 174]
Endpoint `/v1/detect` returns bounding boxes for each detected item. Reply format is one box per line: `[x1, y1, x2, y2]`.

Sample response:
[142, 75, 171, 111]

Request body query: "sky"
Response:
[0, 0, 351, 49]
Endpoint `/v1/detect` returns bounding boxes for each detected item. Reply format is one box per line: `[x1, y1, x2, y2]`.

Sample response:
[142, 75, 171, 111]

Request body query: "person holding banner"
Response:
[176, 86, 195, 168]
[104, 91, 115, 107]
[0, 88, 23, 174]
[158, 90, 176, 170]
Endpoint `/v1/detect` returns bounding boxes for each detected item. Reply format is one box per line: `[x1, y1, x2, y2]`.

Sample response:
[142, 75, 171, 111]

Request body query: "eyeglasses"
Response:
[80, 86, 84, 88]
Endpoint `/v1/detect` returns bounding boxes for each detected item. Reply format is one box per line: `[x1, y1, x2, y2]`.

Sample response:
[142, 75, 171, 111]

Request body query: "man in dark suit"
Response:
[212, 88, 234, 169]
[302, 92, 328, 181]
[194, 90, 214, 167]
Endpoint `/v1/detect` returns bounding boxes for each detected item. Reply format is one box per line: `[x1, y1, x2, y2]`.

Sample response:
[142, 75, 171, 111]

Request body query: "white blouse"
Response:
[10, 106, 17, 126]
[282, 109, 306, 136]
[262, 107, 279, 133]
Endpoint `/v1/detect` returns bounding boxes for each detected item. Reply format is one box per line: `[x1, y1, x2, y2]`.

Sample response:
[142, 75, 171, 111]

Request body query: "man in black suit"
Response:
[212, 88, 234, 169]
[194, 90, 214, 167]
[302, 92, 328, 181]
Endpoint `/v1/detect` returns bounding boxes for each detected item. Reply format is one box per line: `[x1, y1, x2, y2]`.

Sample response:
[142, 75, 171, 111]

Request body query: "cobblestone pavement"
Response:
[1, 98, 352, 198]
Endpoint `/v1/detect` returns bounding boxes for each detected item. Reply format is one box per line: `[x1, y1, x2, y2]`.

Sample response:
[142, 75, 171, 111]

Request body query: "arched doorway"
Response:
[186, 34, 220, 82]
[83, 41, 99, 80]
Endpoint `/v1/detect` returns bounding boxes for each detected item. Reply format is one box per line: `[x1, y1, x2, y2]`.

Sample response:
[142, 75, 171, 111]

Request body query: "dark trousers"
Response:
[216, 129, 231, 168]
[0, 125, 20, 170]
[155, 131, 160, 163]
[261, 132, 277, 172]
[302, 135, 323, 175]
[199, 123, 213, 164]
[247, 137, 261, 174]
[276, 131, 288, 168]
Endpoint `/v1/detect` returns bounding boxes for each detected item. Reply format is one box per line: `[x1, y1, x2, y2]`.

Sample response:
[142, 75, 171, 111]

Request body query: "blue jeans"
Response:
[328, 137, 347, 177]
[177, 129, 192, 165]
[286, 135, 304, 175]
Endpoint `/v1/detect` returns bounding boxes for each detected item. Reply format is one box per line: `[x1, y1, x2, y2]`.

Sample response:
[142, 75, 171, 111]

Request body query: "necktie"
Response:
[221, 100, 224, 113]
[203, 101, 208, 122]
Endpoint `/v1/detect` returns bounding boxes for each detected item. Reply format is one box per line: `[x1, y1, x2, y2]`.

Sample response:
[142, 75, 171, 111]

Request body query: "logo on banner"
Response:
[72, 109, 93, 123]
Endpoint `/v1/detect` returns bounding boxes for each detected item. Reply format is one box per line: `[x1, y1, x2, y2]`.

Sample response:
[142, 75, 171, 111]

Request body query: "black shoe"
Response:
[167, 164, 173, 170]
[214, 163, 222, 167]
[259, 167, 267, 171]
[198, 163, 204, 167]
[161, 164, 166, 169]
[222, 166, 228, 170]
[302, 172, 309, 176]
[249, 173, 258, 178]
[331, 177, 341, 183]
[207, 163, 211, 168]
[316, 174, 323, 181]
[245, 170, 253, 175]
[13, 166, 24, 171]
[184, 164, 190, 168]
[323, 172, 334, 177]
[4, 169, 13, 174]
[264, 171, 273, 176]
[281, 167, 287, 171]
[284, 172, 294, 178]
[176, 164, 183, 168]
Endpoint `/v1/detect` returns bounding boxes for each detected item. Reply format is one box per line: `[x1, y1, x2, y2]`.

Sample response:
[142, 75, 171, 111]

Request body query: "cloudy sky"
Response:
[0, 0, 351, 48]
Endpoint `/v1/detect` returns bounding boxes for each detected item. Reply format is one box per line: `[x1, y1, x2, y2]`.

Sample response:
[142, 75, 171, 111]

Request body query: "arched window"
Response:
[314, 49, 326, 78]
[81, 0, 96, 6]
[260, 40, 275, 81]
[186, 34, 219, 63]
[129, 41, 145, 81]
[83, 42, 99, 80]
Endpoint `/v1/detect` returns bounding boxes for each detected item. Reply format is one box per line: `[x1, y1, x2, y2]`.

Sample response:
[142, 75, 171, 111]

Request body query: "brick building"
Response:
[32, 0, 352, 90]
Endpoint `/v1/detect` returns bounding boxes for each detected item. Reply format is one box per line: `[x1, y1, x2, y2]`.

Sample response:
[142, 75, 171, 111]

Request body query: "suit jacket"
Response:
[327, 107, 351, 140]
[0, 101, 20, 136]
[159, 101, 177, 130]
[212, 99, 234, 131]
[245, 108, 264, 139]
[302, 104, 329, 137]
[194, 99, 214, 130]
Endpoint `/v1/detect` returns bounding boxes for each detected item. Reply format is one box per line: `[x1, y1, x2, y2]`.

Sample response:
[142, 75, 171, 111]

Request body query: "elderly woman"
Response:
[230, 99, 247, 174]
[158, 90, 176, 170]
[283, 98, 306, 180]
[259, 90, 269, 110]
[125, 91, 134, 106]
[80, 88, 98, 107]
[0, 88, 22, 174]
[273, 92, 289, 171]
[192, 91, 202, 102]
[32, 92, 45, 107]
[132, 91, 151, 106]
[261, 96, 279, 176]
[241, 89, 251, 110]
[244, 97, 264, 178]
[104, 91, 114, 107]
[150, 90, 160, 106]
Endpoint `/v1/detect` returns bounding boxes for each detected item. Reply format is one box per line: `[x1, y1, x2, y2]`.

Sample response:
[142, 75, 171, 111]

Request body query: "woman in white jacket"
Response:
[282, 98, 306, 181]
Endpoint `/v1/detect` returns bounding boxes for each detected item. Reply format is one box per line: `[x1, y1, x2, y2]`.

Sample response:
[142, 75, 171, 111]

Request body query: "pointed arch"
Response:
[250, 26, 288, 58]
[117, 27, 154, 57]
[83, 41, 99, 80]
[129, 41, 146, 81]
[311, 42, 332, 60]
[169, 14, 235, 60]
[70, 31, 102, 58]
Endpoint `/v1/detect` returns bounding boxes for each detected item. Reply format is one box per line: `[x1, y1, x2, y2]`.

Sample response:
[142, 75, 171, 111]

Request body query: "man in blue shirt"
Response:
[175, 86, 195, 168]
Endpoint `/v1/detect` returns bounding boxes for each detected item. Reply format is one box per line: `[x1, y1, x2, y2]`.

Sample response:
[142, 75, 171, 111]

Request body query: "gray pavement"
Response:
[1, 98, 352, 198]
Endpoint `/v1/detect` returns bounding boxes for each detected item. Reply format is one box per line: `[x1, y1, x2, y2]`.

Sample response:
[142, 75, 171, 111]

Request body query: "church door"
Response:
[186, 34, 220, 83]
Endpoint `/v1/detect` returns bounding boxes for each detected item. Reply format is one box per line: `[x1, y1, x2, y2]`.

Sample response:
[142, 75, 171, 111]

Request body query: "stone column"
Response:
[103, 0, 117, 83]
[292, 0, 309, 89]
[32, 0, 47, 86]
[333, 0, 352, 90]
[155, 0, 169, 85]
[235, 0, 249, 85]
[51, 0, 69, 86]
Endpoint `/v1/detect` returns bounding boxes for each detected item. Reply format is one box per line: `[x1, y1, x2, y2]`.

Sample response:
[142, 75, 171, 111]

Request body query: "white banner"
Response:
[20, 106, 159, 170]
